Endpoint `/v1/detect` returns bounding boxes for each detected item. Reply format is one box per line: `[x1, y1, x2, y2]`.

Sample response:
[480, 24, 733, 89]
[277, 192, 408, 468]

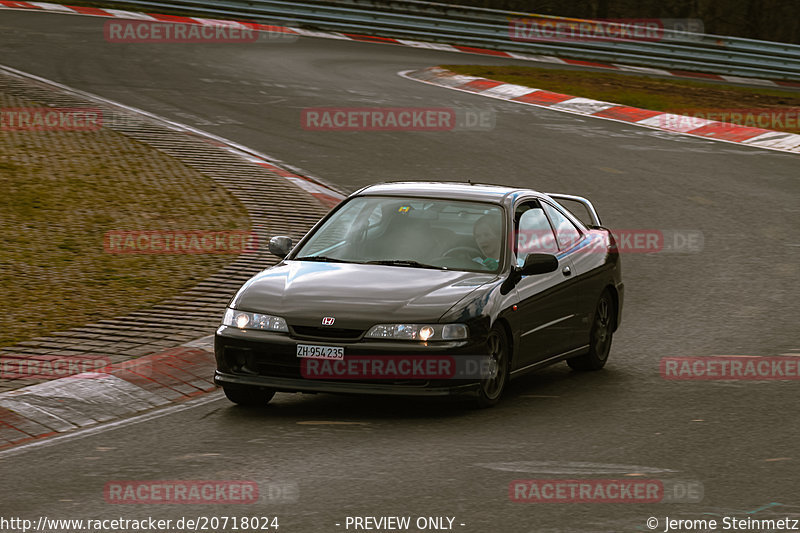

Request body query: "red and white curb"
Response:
[401, 67, 800, 155]
[2, 1, 799, 90]
[0, 336, 220, 449]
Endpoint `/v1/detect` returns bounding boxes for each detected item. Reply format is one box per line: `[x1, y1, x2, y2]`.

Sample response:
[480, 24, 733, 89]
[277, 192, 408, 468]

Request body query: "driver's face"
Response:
[474, 223, 501, 258]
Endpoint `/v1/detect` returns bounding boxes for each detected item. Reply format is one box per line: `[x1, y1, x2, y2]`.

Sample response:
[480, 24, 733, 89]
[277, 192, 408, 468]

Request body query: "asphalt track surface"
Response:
[1, 10, 799, 533]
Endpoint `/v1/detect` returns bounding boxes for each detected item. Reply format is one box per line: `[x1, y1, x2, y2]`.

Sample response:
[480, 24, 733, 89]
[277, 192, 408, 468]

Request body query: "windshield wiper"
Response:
[365, 259, 446, 270]
[293, 255, 354, 263]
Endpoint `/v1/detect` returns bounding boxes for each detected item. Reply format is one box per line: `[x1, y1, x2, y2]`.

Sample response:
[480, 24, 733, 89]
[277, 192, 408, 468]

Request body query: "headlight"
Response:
[365, 323, 468, 341]
[222, 308, 288, 332]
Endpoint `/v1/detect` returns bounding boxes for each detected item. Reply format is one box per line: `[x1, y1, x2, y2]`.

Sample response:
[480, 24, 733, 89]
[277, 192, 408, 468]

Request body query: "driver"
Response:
[472, 213, 502, 270]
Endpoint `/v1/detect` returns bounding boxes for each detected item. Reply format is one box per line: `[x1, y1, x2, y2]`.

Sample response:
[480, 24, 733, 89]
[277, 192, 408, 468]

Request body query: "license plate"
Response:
[296, 344, 344, 360]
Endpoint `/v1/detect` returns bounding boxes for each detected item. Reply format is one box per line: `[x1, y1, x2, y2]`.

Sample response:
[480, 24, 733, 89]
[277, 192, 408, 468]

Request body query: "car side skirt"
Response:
[510, 344, 589, 378]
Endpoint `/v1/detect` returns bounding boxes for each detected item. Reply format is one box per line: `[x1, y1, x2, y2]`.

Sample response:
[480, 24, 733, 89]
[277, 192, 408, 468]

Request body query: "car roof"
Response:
[353, 181, 540, 204]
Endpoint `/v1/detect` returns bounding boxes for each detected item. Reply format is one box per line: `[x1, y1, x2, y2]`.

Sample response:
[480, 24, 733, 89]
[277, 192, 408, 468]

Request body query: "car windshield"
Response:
[292, 196, 505, 272]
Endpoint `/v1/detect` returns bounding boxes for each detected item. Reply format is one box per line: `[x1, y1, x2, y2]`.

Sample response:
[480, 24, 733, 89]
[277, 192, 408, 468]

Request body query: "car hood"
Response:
[229, 261, 497, 328]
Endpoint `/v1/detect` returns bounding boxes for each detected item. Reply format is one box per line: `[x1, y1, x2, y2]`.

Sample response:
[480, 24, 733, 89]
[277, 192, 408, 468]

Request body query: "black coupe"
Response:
[214, 182, 623, 407]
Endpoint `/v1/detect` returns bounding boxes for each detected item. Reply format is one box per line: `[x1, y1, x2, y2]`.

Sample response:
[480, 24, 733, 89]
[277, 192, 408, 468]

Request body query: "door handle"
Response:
[562, 266, 572, 276]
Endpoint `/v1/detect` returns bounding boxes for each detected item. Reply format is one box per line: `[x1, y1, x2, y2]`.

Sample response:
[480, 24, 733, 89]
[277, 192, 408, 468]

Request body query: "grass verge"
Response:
[0, 92, 251, 348]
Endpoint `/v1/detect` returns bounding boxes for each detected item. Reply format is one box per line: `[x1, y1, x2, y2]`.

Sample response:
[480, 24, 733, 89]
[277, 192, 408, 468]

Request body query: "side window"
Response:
[515, 202, 557, 266]
[542, 202, 582, 249]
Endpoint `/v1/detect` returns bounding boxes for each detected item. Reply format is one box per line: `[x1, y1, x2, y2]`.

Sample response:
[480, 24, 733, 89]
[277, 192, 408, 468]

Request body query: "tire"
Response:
[223, 385, 276, 406]
[474, 325, 510, 408]
[568, 289, 615, 371]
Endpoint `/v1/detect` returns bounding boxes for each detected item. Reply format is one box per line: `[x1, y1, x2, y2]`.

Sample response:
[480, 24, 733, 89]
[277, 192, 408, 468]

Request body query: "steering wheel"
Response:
[429, 246, 484, 269]
[442, 246, 482, 258]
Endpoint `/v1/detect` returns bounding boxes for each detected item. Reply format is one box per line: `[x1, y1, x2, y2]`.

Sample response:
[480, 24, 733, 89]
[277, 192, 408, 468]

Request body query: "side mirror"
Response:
[268, 236, 293, 258]
[519, 253, 559, 275]
[500, 254, 559, 295]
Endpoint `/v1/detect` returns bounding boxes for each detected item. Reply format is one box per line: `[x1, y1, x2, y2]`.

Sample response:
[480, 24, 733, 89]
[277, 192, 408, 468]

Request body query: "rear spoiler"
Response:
[544, 193, 602, 227]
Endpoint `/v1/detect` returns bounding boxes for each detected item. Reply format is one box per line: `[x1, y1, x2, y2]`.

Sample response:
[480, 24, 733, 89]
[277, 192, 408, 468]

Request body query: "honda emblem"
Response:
[321, 316, 335, 326]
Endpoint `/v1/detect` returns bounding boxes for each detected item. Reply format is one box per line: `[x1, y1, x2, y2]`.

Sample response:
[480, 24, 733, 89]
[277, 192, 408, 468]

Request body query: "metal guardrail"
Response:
[101, 0, 800, 80]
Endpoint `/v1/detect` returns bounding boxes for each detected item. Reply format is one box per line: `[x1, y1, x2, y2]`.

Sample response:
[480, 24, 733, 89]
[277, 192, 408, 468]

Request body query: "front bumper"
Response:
[214, 325, 486, 397]
[214, 371, 480, 396]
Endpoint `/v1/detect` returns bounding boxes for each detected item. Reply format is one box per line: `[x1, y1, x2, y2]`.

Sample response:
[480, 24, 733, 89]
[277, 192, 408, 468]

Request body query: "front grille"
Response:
[291, 325, 364, 340]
